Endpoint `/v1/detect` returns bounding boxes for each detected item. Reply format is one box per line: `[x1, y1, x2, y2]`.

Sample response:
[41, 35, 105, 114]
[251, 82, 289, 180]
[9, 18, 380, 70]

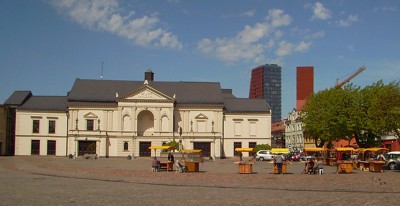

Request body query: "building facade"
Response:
[285, 109, 304, 151]
[6, 71, 271, 158]
[271, 120, 285, 148]
[0, 105, 5, 155]
[249, 64, 281, 123]
[296, 66, 314, 111]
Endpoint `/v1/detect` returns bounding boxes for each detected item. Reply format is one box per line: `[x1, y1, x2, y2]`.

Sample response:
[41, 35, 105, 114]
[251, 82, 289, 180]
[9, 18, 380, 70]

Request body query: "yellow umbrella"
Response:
[235, 148, 254, 152]
[271, 148, 290, 154]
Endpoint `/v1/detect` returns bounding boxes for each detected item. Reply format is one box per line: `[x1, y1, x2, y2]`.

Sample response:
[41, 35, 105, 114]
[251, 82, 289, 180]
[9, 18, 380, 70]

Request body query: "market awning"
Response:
[335, 147, 354, 152]
[303, 148, 326, 152]
[271, 148, 290, 154]
[182, 149, 202, 153]
[359, 148, 388, 153]
[235, 148, 254, 152]
[148, 146, 175, 150]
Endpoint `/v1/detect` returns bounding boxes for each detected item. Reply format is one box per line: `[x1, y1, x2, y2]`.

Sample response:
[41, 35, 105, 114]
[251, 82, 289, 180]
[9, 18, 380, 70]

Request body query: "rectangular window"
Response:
[49, 120, 56, 134]
[31, 140, 40, 155]
[33, 120, 40, 133]
[86, 119, 94, 131]
[47, 140, 56, 155]
[234, 122, 242, 136]
[249, 122, 257, 136]
[233, 142, 242, 156]
[249, 142, 257, 156]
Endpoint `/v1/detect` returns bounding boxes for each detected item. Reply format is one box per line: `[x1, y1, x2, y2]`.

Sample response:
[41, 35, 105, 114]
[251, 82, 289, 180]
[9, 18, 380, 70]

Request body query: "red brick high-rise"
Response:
[296, 66, 314, 111]
[249, 64, 281, 123]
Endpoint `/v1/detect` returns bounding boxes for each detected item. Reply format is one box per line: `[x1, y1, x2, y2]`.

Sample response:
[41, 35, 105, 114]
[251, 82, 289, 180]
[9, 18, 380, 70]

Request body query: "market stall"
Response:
[335, 147, 354, 174]
[326, 149, 337, 166]
[235, 148, 254, 174]
[181, 149, 202, 172]
[149, 145, 175, 172]
[358, 148, 388, 172]
[303, 148, 327, 165]
[271, 148, 290, 174]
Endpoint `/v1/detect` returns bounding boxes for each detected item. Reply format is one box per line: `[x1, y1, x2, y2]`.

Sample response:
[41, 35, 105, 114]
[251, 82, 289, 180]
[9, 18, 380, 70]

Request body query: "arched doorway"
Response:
[137, 110, 154, 136]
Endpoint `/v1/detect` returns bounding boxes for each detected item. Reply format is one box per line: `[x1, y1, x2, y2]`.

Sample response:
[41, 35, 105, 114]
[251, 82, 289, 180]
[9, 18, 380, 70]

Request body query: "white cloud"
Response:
[276, 41, 311, 57]
[337, 15, 359, 27]
[198, 9, 308, 65]
[241, 10, 256, 17]
[49, 0, 182, 49]
[267, 9, 292, 27]
[307, 31, 325, 39]
[374, 6, 397, 12]
[348, 44, 355, 52]
[311, 2, 331, 20]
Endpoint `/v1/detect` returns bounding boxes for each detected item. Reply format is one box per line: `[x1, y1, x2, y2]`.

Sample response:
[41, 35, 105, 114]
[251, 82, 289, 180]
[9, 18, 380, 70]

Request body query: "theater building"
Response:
[6, 71, 271, 158]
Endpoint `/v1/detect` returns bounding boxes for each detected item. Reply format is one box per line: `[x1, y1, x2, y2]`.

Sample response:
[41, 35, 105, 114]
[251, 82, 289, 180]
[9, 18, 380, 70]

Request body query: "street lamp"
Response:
[132, 135, 136, 160]
[211, 121, 216, 160]
[179, 127, 183, 151]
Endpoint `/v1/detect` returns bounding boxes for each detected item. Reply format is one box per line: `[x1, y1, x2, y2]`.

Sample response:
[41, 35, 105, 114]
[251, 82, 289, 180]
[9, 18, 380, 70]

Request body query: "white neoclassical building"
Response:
[6, 71, 271, 158]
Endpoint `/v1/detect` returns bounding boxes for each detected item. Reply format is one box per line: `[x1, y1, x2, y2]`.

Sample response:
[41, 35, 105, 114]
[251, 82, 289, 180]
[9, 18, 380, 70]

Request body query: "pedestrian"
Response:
[168, 152, 175, 163]
[152, 157, 160, 172]
[274, 153, 284, 174]
[377, 153, 386, 161]
[316, 159, 323, 175]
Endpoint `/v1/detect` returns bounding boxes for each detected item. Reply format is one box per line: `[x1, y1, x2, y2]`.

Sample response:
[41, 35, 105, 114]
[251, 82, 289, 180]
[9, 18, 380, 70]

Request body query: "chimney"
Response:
[145, 69, 154, 81]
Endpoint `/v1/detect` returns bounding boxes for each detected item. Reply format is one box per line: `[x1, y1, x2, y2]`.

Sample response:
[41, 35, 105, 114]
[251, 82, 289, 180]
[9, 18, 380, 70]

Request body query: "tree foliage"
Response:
[302, 80, 400, 148]
[253, 144, 272, 153]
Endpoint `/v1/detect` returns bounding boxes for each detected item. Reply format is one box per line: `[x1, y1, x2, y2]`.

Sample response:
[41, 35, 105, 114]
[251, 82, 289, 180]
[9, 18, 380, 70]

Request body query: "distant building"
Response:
[249, 64, 281, 123]
[271, 120, 285, 148]
[5, 71, 272, 158]
[0, 105, 5, 155]
[296, 66, 314, 111]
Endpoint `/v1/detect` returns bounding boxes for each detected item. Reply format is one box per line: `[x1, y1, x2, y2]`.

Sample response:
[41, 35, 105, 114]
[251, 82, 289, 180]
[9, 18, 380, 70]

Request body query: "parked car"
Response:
[290, 152, 302, 161]
[256, 150, 275, 161]
[384, 151, 400, 170]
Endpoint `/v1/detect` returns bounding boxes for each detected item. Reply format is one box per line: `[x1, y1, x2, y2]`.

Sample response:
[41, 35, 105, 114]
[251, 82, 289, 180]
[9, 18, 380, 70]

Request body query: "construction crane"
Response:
[335, 66, 366, 88]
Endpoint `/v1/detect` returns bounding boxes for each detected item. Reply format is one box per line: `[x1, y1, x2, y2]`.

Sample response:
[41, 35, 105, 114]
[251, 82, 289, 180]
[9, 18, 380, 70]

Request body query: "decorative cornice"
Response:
[176, 104, 224, 110]
[118, 99, 174, 103]
[67, 102, 117, 108]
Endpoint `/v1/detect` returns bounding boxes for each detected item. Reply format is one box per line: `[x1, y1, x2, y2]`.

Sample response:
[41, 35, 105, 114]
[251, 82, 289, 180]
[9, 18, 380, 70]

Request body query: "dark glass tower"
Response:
[249, 64, 281, 123]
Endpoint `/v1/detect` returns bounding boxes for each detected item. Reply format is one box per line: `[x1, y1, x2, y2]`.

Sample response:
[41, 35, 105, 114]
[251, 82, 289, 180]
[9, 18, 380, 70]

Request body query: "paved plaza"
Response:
[0, 156, 399, 205]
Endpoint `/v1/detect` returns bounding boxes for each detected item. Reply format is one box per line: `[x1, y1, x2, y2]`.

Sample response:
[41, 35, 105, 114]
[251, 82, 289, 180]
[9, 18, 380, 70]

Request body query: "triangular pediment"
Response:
[195, 113, 208, 119]
[84, 112, 98, 119]
[118, 85, 173, 101]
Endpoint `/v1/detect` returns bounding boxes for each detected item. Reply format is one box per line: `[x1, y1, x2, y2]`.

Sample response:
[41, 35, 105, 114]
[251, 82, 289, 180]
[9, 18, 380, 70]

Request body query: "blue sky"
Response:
[1, 0, 399, 117]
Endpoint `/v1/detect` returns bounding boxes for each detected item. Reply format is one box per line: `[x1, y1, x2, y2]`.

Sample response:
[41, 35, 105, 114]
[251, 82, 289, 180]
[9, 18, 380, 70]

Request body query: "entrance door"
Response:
[78, 141, 96, 156]
[47, 140, 56, 155]
[139, 141, 151, 157]
[31, 140, 40, 155]
[193, 142, 211, 157]
[233, 142, 242, 156]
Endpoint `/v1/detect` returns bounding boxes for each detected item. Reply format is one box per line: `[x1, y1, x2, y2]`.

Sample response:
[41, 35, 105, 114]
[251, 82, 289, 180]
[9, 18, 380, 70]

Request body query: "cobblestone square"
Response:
[1, 156, 399, 205]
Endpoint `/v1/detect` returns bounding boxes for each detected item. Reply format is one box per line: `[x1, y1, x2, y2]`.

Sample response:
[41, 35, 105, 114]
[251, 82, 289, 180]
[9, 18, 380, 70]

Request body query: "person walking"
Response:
[168, 152, 175, 163]
[274, 154, 284, 174]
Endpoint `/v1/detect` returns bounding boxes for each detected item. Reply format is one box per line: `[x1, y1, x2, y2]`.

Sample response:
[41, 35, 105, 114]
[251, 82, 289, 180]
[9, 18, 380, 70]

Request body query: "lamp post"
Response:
[74, 118, 79, 159]
[132, 135, 136, 160]
[211, 121, 216, 160]
[97, 119, 101, 158]
[179, 127, 183, 152]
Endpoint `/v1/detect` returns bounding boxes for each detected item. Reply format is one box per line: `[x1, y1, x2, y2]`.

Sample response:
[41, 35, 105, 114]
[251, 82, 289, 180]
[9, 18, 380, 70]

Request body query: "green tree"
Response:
[302, 80, 400, 148]
[253, 144, 272, 153]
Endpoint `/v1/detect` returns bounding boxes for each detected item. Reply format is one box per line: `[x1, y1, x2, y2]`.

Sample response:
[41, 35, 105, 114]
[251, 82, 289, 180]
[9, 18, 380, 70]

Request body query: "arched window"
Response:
[123, 142, 129, 151]
[123, 115, 131, 131]
[161, 115, 169, 132]
[137, 110, 154, 136]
